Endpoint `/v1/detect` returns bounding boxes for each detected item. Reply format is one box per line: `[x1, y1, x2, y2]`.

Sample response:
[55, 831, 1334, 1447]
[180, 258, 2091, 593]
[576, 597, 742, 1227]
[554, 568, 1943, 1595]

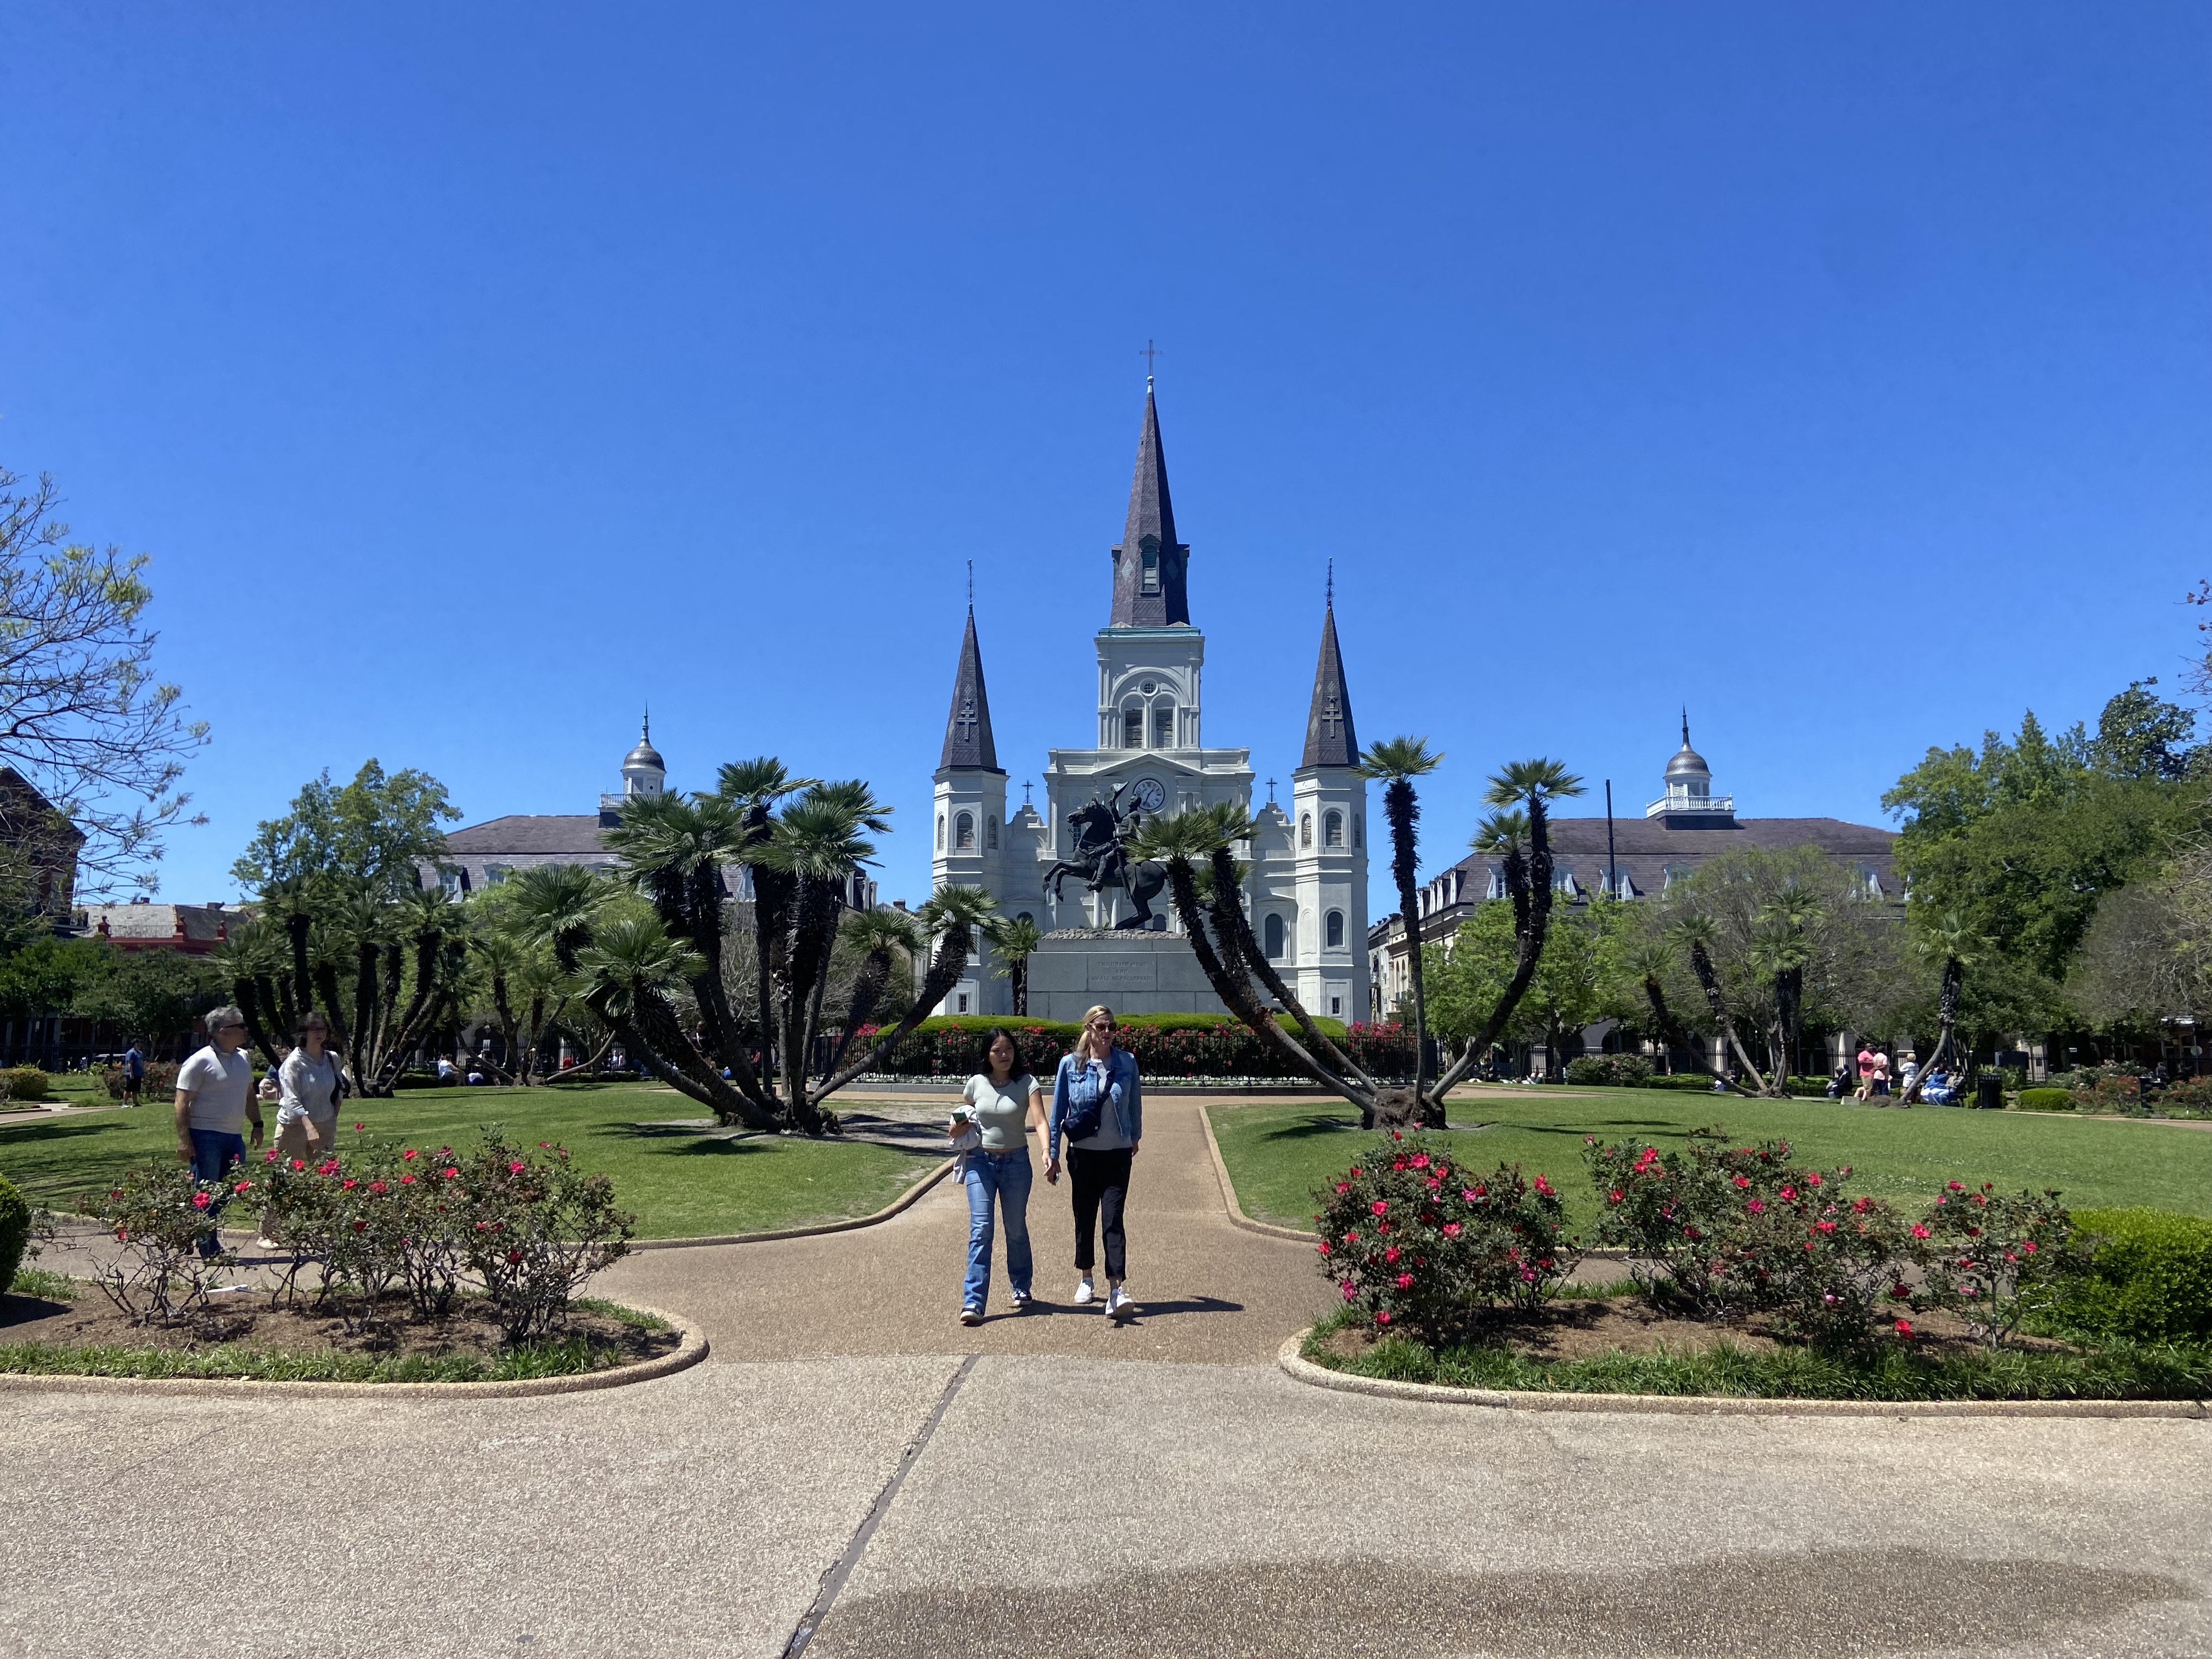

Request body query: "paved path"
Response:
[5, 1098, 2210, 1658]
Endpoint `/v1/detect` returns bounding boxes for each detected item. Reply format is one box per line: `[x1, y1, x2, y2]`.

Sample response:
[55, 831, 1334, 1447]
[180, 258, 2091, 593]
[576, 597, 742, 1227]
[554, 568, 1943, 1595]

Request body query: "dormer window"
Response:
[1141, 542, 1160, 594]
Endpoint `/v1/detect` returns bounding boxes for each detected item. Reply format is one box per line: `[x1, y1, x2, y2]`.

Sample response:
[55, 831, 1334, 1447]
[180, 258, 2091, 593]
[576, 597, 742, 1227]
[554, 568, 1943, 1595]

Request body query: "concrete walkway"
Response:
[4, 1097, 2210, 1658]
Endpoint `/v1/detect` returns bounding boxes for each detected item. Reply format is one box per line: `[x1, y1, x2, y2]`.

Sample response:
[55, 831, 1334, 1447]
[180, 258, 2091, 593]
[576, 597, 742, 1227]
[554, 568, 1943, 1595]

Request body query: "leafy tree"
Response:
[70, 946, 223, 1050]
[1426, 897, 1622, 1077]
[0, 465, 210, 898]
[232, 760, 460, 895]
[0, 936, 107, 1025]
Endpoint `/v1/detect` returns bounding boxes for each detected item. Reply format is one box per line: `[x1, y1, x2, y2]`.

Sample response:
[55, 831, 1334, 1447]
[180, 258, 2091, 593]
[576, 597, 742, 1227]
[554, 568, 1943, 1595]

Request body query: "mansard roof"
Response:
[1108, 386, 1192, 628]
[938, 608, 1002, 772]
[1300, 603, 1359, 768]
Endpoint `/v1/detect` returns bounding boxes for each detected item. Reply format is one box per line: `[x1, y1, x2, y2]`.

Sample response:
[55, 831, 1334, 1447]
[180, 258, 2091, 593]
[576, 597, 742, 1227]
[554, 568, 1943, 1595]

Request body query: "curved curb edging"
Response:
[1276, 1331, 2212, 1419]
[627, 1156, 958, 1251]
[0, 1304, 709, 1401]
[1198, 1102, 1320, 1245]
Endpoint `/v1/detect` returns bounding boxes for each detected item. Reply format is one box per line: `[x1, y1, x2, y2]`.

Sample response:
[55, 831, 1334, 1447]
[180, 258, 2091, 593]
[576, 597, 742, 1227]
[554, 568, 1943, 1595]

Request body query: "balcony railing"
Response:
[1645, 793, 1734, 819]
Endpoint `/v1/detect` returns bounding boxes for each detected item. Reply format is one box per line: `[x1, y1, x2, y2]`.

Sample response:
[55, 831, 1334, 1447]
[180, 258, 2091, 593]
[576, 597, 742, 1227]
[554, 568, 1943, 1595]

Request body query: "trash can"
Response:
[1974, 1071, 2004, 1111]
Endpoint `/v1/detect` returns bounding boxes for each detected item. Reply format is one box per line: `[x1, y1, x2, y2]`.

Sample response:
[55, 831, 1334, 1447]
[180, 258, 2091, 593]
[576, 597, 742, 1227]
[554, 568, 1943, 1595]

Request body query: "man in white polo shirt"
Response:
[174, 1005, 264, 1259]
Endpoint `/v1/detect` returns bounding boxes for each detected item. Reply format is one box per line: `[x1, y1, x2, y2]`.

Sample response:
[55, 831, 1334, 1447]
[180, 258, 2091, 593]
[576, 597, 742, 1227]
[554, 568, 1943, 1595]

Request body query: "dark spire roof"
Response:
[938, 607, 1002, 772]
[1300, 599, 1360, 769]
[1108, 384, 1191, 628]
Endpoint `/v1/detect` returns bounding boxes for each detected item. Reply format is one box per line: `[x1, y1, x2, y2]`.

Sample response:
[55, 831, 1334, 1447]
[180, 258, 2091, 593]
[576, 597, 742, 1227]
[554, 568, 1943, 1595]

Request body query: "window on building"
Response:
[987, 815, 999, 849]
[1300, 812, 1313, 848]
[1324, 810, 1343, 847]
[1141, 543, 1160, 594]
[1017, 911, 1034, 925]
[484, 866, 511, 885]
[1326, 910, 1345, 949]
[1330, 995, 1342, 1017]
[1124, 707, 1143, 748]
[957, 992, 969, 1013]
[1264, 912, 1285, 960]
[936, 814, 946, 850]
[1353, 816, 1363, 848]
[439, 869, 466, 896]
[956, 812, 975, 850]
[1153, 705, 1175, 748]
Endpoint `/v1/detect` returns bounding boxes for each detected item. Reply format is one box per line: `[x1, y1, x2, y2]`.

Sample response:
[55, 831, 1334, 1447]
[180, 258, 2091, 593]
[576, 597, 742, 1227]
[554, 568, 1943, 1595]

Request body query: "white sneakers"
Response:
[1107, 1285, 1135, 1321]
[1009, 1290, 1031, 1312]
[958, 1307, 983, 1327]
[1073, 1276, 1096, 1305]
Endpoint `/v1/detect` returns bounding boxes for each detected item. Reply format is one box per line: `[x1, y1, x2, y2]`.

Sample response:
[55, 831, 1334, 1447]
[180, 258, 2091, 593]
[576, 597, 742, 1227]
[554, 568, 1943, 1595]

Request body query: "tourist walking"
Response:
[1854, 1043, 1877, 1102]
[259, 1012, 344, 1245]
[173, 1006, 264, 1259]
[120, 1041, 145, 1107]
[1046, 1003, 1142, 1322]
[950, 1028, 1045, 1326]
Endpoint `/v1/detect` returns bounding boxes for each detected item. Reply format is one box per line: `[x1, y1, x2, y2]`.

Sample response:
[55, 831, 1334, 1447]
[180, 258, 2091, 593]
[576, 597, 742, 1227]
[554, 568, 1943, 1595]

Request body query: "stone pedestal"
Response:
[1026, 930, 1229, 1021]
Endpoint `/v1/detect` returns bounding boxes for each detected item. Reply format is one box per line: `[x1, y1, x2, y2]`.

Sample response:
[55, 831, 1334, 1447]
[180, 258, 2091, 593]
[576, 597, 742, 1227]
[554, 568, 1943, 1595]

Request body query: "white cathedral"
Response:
[928, 384, 1373, 1024]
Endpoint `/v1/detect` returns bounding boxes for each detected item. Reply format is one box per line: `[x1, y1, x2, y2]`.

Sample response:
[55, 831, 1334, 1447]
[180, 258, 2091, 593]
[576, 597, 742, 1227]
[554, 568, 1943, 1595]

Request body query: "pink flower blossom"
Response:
[1533, 1175, 1554, 1197]
[1370, 1200, 1389, 1216]
[1316, 1242, 1331, 1256]
[399, 1173, 416, 1185]
[1746, 1199, 1767, 1214]
[233, 1180, 252, 1195]
[1341, 1281, 1357, 1301]
[1608, 1188, 1624, 1204]
[1947, 1181, 1965, 1192]
[1805, 1172, 1822, 1187]
[1910, 1223, 1931, 1239]
[1895, 1318, 1914, 1336]
[1733, 1175, 1751, 1189]
[1410, 1154, 1430, 1169]
[1441, 1223, 1462, 1238]
[1334, 1182, 1350, 1195]
[1384, 1245, 1400, 1263]
[1779, 1185, 1797, 1201]
[403, 1148, 418, 1160]
[191, 1190, 212, 1209]
[368, 1180, 387, 1194]
[1395, 1273, 1413, 1290]
[1375, 1310, 1391, 1324]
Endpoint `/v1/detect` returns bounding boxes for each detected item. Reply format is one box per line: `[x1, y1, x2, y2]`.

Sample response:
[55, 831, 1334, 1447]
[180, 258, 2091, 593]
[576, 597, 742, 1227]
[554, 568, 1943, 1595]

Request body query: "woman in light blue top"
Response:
[951, 1028, 1047, 1326]
[1045, 1003, 1142, 1321]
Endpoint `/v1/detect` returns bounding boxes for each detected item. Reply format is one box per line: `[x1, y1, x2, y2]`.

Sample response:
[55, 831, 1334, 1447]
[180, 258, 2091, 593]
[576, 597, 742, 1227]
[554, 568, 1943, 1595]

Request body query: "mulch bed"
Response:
[1317, 1292, 2075, 1364]
[0, 1284, 677, 1368]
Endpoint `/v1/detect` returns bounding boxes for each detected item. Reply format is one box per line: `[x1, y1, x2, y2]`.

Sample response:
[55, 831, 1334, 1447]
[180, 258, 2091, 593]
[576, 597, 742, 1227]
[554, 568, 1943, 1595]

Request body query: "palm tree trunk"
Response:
[1012, 958, 1028, 1018]
[1689, 941, 1767, 1092]
[1899, 957, 1962, 1105]
[1384, 779, 1431, 1097]
[1427, 801, 1558, 1103]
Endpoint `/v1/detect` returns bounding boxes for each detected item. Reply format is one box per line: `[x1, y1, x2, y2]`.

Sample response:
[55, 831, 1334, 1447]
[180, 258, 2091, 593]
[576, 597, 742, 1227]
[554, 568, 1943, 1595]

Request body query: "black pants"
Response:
[1068, 1146, 1133, 1280]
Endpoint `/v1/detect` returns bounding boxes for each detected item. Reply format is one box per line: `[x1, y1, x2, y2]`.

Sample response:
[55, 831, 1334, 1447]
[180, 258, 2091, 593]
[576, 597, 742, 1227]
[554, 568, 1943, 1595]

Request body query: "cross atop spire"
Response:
[938, 608, 1002, 773]
[1108, 384, 1190, 628]
[1300, 595, 1359, 769]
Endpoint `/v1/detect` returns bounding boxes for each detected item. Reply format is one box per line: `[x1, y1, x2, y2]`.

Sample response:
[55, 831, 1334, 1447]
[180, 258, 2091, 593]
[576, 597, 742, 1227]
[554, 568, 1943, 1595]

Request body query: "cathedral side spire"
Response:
[1300, 594, 1359, 769]
[1108, 385, 1191, 629]
[938, 606, 1002, 772]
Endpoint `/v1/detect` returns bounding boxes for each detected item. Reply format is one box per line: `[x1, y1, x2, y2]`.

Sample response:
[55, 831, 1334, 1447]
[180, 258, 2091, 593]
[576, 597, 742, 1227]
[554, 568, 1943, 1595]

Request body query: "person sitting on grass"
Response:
[174, 1006, 264, 1260]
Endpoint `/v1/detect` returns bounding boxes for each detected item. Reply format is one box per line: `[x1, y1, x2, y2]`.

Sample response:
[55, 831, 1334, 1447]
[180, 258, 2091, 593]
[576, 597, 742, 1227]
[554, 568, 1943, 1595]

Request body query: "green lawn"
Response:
[0, 1082, 944, 1239]
[1210, 1090, 2212, 1232]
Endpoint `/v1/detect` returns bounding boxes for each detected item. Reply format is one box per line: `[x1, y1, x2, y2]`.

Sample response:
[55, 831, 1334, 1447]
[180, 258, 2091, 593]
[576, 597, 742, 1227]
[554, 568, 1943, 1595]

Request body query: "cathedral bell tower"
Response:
[931, 602, 1007, 1014]
[1290, 583, 1369, 1022]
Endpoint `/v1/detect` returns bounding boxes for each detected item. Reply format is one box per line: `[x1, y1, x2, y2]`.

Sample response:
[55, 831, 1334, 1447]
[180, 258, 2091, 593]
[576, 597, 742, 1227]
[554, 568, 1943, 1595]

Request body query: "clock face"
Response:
[1132, 777, 1167, 813]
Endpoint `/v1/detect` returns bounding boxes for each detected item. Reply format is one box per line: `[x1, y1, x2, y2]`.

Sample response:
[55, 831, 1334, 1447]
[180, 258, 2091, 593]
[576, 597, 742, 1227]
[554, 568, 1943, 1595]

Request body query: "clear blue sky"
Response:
[3, 4, 2207, 906]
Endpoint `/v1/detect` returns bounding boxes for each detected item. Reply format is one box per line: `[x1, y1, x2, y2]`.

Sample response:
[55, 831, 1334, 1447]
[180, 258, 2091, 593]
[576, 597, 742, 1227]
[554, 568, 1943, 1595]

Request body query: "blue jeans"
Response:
[188, 1130, 246, 1258]
[961, 1150, 1034, 1313]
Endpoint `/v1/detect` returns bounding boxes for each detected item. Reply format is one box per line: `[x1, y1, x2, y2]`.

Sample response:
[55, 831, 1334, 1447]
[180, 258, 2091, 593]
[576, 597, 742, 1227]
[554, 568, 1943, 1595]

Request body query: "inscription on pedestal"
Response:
[1087, 955, 1159, 992]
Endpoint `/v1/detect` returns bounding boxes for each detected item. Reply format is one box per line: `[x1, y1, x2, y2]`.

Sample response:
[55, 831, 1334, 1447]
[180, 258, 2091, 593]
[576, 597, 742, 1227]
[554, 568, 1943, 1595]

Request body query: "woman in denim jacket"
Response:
[1046, 1003, 1142, 1321]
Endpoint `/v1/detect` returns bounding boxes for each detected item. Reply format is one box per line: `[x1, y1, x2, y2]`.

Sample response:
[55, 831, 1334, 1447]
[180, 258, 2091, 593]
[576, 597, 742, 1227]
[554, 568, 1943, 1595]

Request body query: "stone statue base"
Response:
[1025, 930, 1230, 1021]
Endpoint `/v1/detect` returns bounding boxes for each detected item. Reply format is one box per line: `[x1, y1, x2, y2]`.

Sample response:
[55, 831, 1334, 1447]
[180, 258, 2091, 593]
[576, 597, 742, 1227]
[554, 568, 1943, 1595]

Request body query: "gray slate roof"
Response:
[938, 609, 1002, 772]
[1300, 603, 1359, 769]
[1108, 386, 1192, 628]
[444, 816, 610, 856]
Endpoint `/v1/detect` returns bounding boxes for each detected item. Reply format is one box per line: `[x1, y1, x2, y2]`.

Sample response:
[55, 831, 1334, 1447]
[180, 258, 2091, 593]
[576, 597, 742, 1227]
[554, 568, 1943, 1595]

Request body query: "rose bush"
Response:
[81, 1162, 232, 1322]
[1903, 1181, 2086, 1346]
[1312, 1132, 1578, 1338]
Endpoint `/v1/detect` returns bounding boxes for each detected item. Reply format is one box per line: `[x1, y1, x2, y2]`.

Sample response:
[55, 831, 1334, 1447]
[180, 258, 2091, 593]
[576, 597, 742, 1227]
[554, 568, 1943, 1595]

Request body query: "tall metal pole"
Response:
[1605, 780, 1617, 901]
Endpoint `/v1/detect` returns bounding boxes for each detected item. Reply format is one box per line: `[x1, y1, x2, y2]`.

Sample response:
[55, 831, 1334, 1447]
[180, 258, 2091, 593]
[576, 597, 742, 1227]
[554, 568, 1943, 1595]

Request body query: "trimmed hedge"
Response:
[2058, 1209, 2212, 1344]
[0, 1173, 30, 1296]
[0, 1067, 49, 1102]
[863, 1013, 1404, 1080]
[2019, 1087, 2075, 1113]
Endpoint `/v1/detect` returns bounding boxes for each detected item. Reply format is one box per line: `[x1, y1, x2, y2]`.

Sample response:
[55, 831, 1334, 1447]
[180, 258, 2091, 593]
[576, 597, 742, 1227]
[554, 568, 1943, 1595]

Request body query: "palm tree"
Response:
[1133, 804, 1382, 1111]
[826, 905, 924, 1072]
[1621, 938, 1690, 1072]
[1673, 913, 1765, 1093]
[1423, 760, 1586, 1109]
[1751, 884, 1822, 1092]
[766, 788, 880, 1131]
[716, 757, 821, 1091]
[1355, 736, 1444, 1095]
[1900, 911, 1979, 1105]
[602, 791, 753, 1074]
[985, 914, 1043, 1017]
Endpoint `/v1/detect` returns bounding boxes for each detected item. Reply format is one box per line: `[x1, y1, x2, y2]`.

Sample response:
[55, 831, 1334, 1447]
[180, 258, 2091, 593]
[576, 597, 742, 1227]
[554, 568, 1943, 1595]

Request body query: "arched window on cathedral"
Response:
[1124, 707, 1143, 748]
[987, 815, 999, 849]
[1141, 542, 1160, 594]
[1153, 704, 1175, 748]
[936, 814, 945, 850]
[1263, 912, 1285, 960]
[1324, 810, 1344, 848]
[956, 812, 975, 850]
[1300, 812, 1313, 848]
[1326, 910, 1345, 949]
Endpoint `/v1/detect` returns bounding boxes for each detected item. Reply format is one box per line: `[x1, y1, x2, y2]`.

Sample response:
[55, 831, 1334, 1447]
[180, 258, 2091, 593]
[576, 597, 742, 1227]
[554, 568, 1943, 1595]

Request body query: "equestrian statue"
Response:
[1041, 783, 1170, 930]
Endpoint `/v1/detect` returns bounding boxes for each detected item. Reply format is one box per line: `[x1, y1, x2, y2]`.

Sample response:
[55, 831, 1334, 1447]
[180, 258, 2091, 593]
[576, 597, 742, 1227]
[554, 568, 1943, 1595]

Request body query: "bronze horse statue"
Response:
[1042, 786, 1170, 930]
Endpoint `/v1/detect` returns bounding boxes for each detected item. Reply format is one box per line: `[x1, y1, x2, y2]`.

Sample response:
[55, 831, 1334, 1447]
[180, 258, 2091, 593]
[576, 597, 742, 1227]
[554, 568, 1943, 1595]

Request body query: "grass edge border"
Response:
[1274, 1330, 2211, 1419]
[0, 1302, 709, 1400]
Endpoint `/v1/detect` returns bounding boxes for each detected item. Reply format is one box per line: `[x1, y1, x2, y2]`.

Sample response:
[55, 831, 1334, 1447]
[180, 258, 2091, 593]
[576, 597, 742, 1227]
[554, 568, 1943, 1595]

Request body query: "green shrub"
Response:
[0, 1174, 30, 1295]
[2018, 1087, 2074, 1113]
[1, 1067, 50, 1102]
[100, 1061, 180, 1100]
[2056, 1209, 2212, 1344]
[1564, 1054, 1654, 1088]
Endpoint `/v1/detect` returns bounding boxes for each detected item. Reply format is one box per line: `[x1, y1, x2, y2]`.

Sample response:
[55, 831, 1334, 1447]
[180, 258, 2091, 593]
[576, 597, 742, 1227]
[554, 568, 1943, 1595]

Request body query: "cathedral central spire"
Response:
[1108, 385, 1191, 629]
